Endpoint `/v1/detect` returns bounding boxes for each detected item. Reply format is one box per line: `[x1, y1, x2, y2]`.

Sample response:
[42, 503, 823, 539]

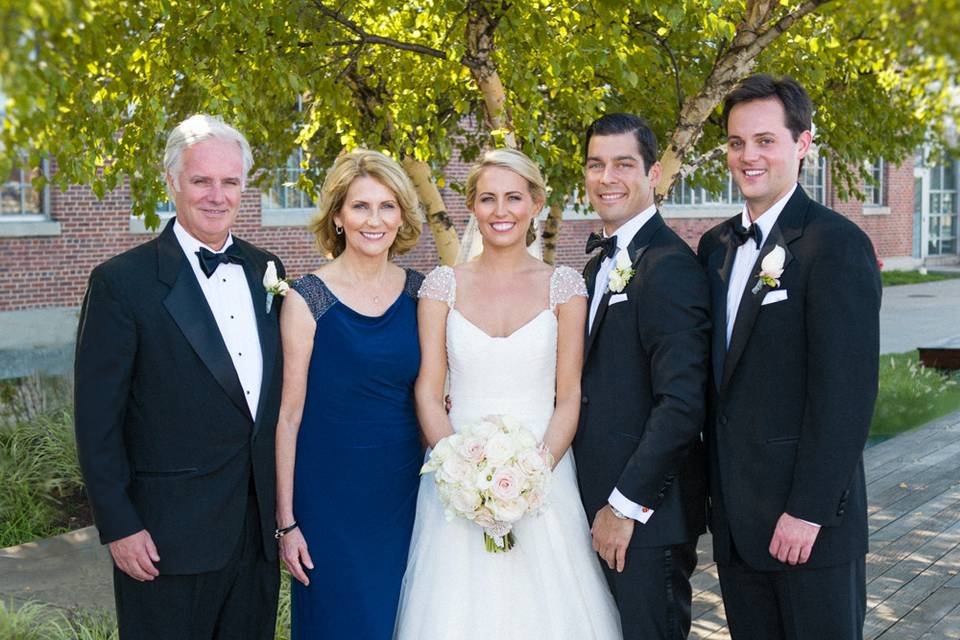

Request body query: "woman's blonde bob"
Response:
[464, 148, 546, 247]
[310, 150, 421, 258]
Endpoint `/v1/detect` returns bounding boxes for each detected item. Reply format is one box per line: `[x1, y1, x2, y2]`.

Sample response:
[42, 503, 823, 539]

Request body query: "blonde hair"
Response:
[310, 150, 421, 258]
[465, 148, 546, 246]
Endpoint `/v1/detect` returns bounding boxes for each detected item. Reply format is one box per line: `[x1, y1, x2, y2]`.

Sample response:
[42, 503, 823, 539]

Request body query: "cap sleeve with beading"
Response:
[418, 265, 456, 308]
[549, 265, 588, 310]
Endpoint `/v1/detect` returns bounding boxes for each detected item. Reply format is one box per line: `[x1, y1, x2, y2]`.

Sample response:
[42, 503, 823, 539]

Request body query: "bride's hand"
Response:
[279, 527, 314, 586]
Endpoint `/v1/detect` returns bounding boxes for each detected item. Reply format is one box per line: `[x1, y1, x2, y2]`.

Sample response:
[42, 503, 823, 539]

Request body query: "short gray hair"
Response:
[163, 114, 254, 199]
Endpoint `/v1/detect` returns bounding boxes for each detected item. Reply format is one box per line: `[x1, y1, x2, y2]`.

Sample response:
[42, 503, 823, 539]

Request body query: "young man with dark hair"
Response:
[697, 74, 880, 639]
[576, 112, 710, 639]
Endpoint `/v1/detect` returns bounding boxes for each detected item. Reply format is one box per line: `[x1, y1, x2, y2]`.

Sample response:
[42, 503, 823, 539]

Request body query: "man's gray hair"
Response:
[163, 114, 254, 199]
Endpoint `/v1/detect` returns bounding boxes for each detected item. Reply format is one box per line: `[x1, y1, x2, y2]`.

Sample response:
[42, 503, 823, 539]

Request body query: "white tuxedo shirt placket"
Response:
[174, 221, 263, 418]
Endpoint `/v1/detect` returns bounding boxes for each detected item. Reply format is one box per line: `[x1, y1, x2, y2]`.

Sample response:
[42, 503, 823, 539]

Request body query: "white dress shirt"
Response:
[173, 220, 263, 418]
[588, 205, 657, 524]
[725, 184, 796, 347]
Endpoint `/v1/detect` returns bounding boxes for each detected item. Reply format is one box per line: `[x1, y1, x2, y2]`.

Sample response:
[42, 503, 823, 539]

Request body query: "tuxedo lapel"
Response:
[235, 243, 277, 435]
[721, 189, 805, 392]
[584, 213, 663, 362]
[158, 223, 253, 422]
[708, 219, 739, 392]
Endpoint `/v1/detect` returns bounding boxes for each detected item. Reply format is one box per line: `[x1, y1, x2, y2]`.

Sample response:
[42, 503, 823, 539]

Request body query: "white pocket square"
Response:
[608, 293, 629, 306]
[761, 289, 788, 306]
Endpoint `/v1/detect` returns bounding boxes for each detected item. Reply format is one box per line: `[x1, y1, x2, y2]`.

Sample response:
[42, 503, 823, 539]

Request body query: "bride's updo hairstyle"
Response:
[465, 148, 546, 247]
[310, 149, 421, 259]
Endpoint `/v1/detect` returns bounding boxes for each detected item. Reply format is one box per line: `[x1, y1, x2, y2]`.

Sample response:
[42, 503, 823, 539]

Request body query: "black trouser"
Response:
[602, 541, 698, 640]
[718, 543, 865, 640]
[113, 496, 279, 640]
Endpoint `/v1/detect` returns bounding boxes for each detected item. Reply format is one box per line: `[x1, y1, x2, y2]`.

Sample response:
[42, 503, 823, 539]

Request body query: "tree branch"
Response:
[634, 24, 684, 125]
[310, 0, 447, 59]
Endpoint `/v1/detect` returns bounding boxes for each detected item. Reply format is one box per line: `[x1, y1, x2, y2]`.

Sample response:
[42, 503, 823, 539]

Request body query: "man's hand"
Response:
[768, 512, 820, 565]
[109, 529, 160, 581]
[591, 505, 635, 573]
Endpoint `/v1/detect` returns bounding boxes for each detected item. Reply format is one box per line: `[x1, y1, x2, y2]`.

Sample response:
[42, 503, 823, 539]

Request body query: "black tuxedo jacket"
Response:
[697, 186, 880, 571]
[574, 213, 711, 548]
[74, 219, 284, 574]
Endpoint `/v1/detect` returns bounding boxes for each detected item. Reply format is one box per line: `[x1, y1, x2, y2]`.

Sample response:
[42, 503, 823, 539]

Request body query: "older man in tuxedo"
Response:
[697, 75, 880, 639]
[75, 115, 284, 639]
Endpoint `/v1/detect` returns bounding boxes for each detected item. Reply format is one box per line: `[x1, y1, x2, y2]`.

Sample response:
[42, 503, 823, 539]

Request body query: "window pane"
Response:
[1, 166, 42, 216]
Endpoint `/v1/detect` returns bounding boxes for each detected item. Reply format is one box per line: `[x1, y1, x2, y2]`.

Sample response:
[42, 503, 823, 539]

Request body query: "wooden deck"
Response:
[690, 410, 960, 639]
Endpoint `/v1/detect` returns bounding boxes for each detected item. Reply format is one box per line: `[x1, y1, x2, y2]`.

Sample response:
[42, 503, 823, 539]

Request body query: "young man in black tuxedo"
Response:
[74, 115, 284, 639]
[573, 113, 711, 639]
[697, 75, 880, 639]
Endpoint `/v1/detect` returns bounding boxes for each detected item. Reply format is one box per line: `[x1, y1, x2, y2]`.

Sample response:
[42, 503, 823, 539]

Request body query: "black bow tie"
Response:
[585, 232, 618, 261]
[732, 222, 763, 250]
[196, 244, 244, 278]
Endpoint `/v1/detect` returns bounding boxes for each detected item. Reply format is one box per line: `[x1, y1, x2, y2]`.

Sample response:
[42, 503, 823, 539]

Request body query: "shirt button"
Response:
[246, 390, 251, 395]
[238, 352, 242, 356]
[222, 278, 226, 283]
[230, 315, 235, 319]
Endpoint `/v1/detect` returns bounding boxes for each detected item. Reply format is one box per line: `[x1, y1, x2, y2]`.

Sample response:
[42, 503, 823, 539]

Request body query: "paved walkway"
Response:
[880, 278, 960, 355]
[691, 409, 960, 639]
[3, 411, 960, 638]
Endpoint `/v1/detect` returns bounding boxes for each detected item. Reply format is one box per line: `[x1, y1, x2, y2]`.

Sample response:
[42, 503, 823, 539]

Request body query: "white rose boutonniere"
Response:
[263, 260, 290, 313]
[607, 250, 635, 293]
[751, 245, 786, 295]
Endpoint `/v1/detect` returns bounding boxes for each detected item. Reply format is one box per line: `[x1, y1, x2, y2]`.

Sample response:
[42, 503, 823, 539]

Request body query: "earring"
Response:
[335, 225, 344, 235]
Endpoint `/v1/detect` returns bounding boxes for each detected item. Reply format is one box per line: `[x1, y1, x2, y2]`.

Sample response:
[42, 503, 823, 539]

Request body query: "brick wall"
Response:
[0, 158, 917, 313]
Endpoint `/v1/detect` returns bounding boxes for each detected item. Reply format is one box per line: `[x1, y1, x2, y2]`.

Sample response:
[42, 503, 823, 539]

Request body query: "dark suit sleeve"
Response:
[616, 250, 711, 508]
[785, 227, 880, 526]
[74, 267, 144, 544]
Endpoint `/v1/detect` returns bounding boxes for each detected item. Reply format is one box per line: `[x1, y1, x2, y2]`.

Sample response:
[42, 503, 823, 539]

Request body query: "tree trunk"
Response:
[541, 200, 565, 265]
[463, 0, 516, 149]
[402, 156, 460, 266]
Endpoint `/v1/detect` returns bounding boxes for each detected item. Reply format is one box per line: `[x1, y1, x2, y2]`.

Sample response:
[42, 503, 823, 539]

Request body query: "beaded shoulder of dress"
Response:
[418, 265, 456, 308]
[291, 274, 336, 321]
[404, 268, 425, 300]
[549, 265, 588, 310]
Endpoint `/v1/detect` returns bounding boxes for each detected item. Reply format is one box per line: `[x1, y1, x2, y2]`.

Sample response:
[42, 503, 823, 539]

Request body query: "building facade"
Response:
[0, 148, 952, 316]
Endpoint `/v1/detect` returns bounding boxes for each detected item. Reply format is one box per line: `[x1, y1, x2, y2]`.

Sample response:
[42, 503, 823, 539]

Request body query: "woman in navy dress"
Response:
[275, 149, 424, 639]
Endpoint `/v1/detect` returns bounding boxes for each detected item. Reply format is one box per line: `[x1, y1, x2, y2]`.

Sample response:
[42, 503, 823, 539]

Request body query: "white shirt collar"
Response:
[607, 203, 658, 251]
[739, 184, 797, 241]
[173, 218, 235, 259]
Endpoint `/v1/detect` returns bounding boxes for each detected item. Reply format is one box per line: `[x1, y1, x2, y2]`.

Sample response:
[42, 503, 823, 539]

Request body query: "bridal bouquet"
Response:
[421, 414, 553, 553]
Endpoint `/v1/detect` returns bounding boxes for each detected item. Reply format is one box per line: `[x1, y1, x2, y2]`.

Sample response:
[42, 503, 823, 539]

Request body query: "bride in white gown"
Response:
[394, 149, 622, 639]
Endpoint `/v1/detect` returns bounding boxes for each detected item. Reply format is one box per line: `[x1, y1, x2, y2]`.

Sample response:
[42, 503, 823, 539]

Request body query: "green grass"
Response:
[871, 350, 960, 438]
[0, 600, 117, 640]
[881, 270, 960, 287]
[0, 408, 89, 548]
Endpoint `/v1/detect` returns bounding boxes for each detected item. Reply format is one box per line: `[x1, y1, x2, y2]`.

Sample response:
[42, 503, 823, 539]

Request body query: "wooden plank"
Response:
[917, 602, 960, 639]
[877, 587, 960, 639]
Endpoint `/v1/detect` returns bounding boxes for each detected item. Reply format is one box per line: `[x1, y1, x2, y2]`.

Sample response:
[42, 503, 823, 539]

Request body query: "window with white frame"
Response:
[799, 154, 826, 204]
[261, 148, 315, 212]
[864, 159, 886, 207]
[1, 165, 45, 217]
[0, 81, 48, 219]
[664, 174, 745, 207]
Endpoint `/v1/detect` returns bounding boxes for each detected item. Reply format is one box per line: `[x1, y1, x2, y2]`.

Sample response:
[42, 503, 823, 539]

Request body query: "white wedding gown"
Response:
[394, 266, 622, 640]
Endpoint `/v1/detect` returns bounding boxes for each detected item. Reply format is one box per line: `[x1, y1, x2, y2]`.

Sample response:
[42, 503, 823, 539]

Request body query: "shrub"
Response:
[871, 352, 960, 438]
[0, 408, 88, 548]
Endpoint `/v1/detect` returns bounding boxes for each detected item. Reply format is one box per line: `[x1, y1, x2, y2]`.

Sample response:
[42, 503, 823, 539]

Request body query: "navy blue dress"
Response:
[290, 269, 423, 640]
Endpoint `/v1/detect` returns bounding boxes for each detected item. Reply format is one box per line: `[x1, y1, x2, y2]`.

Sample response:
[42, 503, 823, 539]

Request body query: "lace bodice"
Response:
[418, 264, 586, 438]
[418, 264, 586, 311]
